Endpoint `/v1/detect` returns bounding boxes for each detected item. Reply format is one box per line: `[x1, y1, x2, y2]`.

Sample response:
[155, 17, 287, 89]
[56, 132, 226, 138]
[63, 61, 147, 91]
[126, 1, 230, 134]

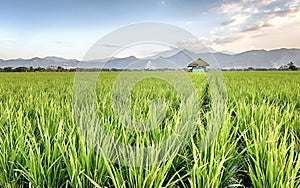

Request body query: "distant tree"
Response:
[288, 62, 297, 70]
[35, 67, 45, 72]
[4, 67, 13, 72]
[14, 67, 29, 72]
[57, 66, 64, 72]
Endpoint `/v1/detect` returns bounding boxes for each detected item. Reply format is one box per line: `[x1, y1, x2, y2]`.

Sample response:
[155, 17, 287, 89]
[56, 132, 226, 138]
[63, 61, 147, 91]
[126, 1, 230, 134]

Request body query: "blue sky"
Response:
[0, 0, 299, 59]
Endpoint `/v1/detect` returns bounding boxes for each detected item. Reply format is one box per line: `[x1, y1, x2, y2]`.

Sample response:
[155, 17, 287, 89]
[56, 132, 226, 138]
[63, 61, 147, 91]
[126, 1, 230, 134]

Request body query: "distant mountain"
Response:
[199, 48, 300, 69]
[161, 48, 300, 69]
[0, 48, 299, 69]
[147, 48, 180, 59]
[0, 56, 80, 68]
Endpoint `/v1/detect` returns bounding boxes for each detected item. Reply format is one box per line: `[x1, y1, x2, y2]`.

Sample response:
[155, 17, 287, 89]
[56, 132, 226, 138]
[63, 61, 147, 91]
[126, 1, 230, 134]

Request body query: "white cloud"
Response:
[262, 0, 277, 5]
[218, 3, 243, 14]
[213, 34, 245, 45]
[274, 7, 284, 12]
[287, 0, 300, 8]
[244, 8, 260, 14]
[268, 10, 300, 27]
[229, 14, 250, 26]
[176, 38, 215, 52]
[191, 0, 298, 53]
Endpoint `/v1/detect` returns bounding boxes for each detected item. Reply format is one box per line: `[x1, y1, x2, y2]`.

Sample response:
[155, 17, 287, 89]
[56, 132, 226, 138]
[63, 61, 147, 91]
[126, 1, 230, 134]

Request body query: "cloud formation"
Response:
[206, 0, 300, 51]
[241, 23, 272, 32]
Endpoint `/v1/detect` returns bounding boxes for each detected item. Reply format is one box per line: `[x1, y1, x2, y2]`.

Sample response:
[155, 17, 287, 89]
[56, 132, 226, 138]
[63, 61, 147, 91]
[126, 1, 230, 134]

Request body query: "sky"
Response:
[0, 0, 299, 60]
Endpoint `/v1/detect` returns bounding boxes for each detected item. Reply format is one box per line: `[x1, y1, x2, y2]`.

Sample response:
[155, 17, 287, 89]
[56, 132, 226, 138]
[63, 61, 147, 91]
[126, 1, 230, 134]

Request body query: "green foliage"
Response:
[288, 62, 298, 70]
[0, 71, 299, 187]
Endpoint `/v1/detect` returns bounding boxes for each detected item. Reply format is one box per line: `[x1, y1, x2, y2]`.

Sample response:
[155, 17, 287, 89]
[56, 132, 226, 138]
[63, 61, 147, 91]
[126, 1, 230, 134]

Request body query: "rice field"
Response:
[0, 71, 299, 187]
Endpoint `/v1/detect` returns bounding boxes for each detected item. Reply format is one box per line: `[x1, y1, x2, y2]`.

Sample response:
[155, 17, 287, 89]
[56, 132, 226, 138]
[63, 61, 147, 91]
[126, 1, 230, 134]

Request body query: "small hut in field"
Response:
[187, 58, 209, 72]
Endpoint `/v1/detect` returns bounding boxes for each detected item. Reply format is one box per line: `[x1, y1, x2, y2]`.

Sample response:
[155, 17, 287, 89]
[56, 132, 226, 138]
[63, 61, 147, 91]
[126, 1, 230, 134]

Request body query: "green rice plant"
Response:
[0, 71, 299, 187]
[189, 106, 241, 188]
[224, 71, 300, 187]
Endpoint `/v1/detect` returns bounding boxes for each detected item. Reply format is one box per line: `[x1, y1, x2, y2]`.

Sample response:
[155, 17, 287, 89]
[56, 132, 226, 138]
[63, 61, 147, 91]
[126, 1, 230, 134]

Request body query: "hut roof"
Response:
[187, 58, 209, 67]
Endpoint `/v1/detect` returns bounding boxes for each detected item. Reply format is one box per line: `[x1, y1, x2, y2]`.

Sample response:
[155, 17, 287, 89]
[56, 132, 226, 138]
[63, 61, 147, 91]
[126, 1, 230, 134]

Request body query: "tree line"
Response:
[0, 66, 76, 72]
[0, 67, 183, 72]
[0, 62, 298, 72]
[223, 62, 299, 71]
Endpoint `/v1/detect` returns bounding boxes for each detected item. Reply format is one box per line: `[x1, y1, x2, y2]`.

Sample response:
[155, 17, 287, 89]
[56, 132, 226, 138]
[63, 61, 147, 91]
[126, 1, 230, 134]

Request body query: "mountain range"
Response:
[0, 48, 299, 69]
